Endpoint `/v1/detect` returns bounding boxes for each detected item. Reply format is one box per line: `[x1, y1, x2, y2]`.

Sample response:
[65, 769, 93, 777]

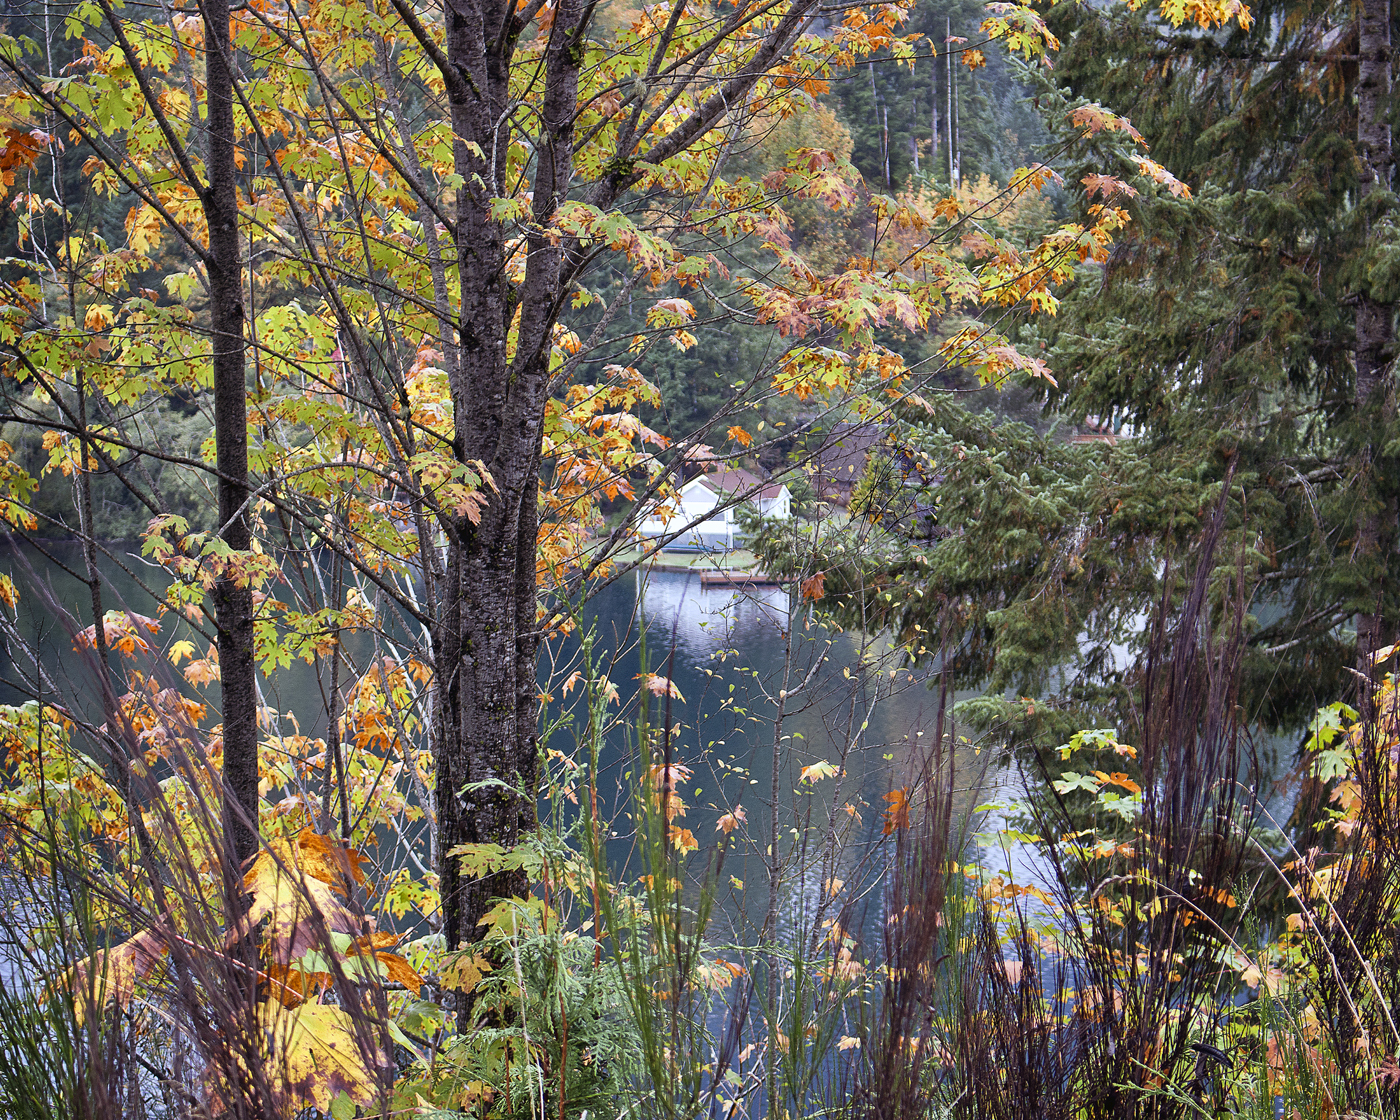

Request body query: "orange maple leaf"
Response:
[638, 672, 684, 701]
[1081, 174, 1138, 202]
[75, 611, 161, 656]
[882, 788, 910, 834]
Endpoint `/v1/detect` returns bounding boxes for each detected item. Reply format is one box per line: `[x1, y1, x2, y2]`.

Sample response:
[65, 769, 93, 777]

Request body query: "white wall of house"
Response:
[639, 474, 792, 551]
[755, 488, 791, 520]
[639, 477, 735, 550]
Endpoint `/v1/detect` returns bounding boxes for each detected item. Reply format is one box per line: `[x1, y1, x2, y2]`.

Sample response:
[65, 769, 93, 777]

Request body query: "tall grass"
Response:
[0, 823, 126, 1120]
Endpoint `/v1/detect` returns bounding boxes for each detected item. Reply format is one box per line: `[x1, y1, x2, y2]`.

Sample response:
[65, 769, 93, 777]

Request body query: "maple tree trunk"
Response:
[203, 0, 258, 867]
[433, 0, 585, 966]
[1354, 0, 1395, 712]
[408, 0, 825, 972]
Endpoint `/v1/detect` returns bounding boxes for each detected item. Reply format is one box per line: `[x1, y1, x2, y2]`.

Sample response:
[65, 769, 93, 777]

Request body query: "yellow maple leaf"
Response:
[256, 999, 386, 1113]
[1092, 771, 1142, 795]
[232, 832, 365, 963]
[166, 638, 196, 664]
[440, 949, 493, 993]
[800, 759, 838, 782]
[184, 655, 221, 685]
[63, 928, 168, 1026]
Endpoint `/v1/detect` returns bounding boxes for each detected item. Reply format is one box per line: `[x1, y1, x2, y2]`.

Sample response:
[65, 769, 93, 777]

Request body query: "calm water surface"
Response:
[0, 540, 975, 945]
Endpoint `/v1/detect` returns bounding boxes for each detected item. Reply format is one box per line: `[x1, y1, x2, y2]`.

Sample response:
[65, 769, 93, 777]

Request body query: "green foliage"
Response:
[753, 391, 1230, 748]
[1015, 0, 1396, 726]
[0, 976, 84, 1120]
[830, 0, 1051, 192]
[396, 907, 640, 1120]
[14, 0, 1393, 1116]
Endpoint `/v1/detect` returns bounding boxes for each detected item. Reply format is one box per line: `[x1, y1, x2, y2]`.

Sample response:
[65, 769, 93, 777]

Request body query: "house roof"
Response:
[679, 475, 721, 499]
[707, 466, 788, 500]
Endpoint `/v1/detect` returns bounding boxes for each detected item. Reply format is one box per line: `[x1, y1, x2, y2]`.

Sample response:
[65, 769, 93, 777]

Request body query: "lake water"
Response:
[0, 537, 389, 730]
[0, 540, 977, 945]
[564, 565, 986, 943]
[0, 539, 1295, 943]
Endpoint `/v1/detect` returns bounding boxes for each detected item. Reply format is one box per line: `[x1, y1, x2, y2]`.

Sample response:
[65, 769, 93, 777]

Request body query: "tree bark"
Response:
[434, 0, 587, 970]
[202, 0, 258, 867]
[1354, 0, 1394, 710]
[418, 0, 826, 979]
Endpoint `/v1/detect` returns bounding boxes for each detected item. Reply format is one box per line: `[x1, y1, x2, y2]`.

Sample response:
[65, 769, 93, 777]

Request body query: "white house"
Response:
[639, 468, 791, 551]
[708, 468, 792, 521]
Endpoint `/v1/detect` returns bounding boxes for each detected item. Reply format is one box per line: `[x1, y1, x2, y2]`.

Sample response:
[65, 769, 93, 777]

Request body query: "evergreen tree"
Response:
[827, 0, 1049, 191]
[754, 0, 1399, 740]
[1026, 0, 1398, 724]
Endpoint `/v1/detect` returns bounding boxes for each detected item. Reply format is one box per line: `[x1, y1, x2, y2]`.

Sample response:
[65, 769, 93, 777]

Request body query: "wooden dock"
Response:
[698, 569, 781, 588]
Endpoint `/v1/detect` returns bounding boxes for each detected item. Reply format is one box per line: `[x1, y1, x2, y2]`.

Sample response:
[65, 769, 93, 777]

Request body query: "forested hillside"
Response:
[752, 0, 1400, 738]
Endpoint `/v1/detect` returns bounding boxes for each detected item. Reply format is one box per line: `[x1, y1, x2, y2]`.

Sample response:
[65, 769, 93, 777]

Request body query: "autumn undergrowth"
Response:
[3, 535, 1400, 1120]
[0, 596, 401, 1119]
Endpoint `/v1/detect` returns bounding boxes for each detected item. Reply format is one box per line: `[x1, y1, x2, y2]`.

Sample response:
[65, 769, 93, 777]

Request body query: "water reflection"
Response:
[571, 566, 983, 954]
[634, 569, 791, 661]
